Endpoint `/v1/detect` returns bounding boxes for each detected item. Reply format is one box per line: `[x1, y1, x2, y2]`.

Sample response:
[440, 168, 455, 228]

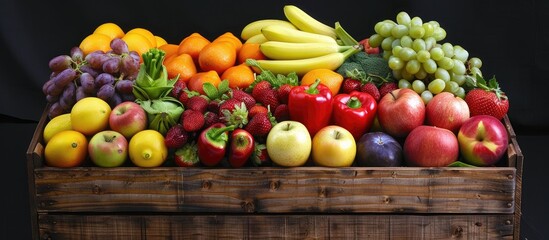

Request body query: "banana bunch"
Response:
[240, 5, 361, 75]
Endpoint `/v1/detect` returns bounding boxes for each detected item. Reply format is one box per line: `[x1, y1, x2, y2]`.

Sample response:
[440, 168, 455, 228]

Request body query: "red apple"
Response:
[109, 101, 147, 139]
[403, 125, 459, 167]
[426, 92, 470, 134]
[88, 130, 128, 167]
[378, 88, 425, 139]
[457, 115, 509, 166]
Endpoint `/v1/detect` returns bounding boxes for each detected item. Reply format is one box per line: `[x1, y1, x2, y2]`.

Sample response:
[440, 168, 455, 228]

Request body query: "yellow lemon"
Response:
[154, 35, 168, 47]
[71, 97, 111, 136]
[122, 32, 153, 60]
[93, 22, 125, 40]
[126, 28, 157, 48]
[79, 33, 112, 55]
[44, 130, 88, 168]
[43, 113, 72, 144]
[129, 130, 168, 168]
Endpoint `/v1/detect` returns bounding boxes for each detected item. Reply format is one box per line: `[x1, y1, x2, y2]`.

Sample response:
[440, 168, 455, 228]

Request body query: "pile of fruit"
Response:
[41, 5, 511, 169]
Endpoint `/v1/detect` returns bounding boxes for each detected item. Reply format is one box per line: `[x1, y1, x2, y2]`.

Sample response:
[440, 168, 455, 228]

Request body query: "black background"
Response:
[1, 0, 547, 239]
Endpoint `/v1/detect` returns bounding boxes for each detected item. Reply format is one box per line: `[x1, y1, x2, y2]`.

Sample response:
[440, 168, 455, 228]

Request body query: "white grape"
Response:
[451, 59, 466, 75]
[409, 26, 425, 39]
[381, 36, 395, 51]
[422, 23, 435, 37]
[398, 79, 412, 89]
[430, 47, 444, 61]
[423, 59, 437, 74]
[421, 90, 434, 104]
[412, 80, 426, 94]
[396, 11, 411, 25]
[468, 57, 483, 69]
[405, 59, 421, 74]
[391, 24, 409, 38]
[400, 36, 413, 48]
[412, 38, 426, 52]
[388, 56, 405, 70]
[434, 68, 450, 82]
[416, 50, 431, 63]
[368, 34, 383, 48]
[442, 43, 454, 58]
[428, 78, 446, 94]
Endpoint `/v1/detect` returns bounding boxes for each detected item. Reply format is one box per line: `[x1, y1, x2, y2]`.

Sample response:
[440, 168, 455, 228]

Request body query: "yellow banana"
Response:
[261, 25, 337, 44]
[254, 47, 360, 76]
[260, 41, 352, 60]
[240, 19, 297, 40]
[245, 33, 268, 44]
[283, 5, 337, 39]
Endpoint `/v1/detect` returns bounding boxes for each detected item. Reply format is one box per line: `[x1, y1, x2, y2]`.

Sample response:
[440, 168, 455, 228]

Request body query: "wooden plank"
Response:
[38, 214, 515, 239]
[34, 167, 516, 214]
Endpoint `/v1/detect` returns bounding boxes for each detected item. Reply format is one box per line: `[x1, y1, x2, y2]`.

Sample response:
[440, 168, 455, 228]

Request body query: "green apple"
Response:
[312, 125, 356, 167]
[266, 121, 311, 167]
[88, 130, 128, 167]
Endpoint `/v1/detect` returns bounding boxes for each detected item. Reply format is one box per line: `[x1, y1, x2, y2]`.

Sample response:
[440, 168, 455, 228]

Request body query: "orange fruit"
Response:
[93, 22, 125, 40]
[213, 32, 243, 53]
[188, 70, 222, 95]
[164, 53, 197, 82]
[178, 32, 211, 64]
[237, 43, 266, 64]
[126, 28, 157, 48]
[159, 43, 180, 60]
[79, 33, 112, 55]
[154, 35, 168, 47]
[221, 64, 255, 89]
[198, 41, 237, 75]
[300, 68, 344, 96]
[122, 32, 154, 61]
[44, 130, 88, 168]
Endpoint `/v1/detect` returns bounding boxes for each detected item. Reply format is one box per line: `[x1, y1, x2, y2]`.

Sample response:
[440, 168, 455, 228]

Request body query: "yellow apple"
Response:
[266, 121, 311, 167]
[312, 125, 356, 167]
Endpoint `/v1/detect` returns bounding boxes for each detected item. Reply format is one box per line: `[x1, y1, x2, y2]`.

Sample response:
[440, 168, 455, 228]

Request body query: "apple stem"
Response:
[389, 91, 397, 100]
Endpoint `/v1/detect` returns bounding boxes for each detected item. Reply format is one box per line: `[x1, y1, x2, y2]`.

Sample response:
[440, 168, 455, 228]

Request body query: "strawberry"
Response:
[245, 111, 276, 139]
[173, 141, 199, 167]
[207, 99, 221, 113]
[181, 109, 205, 132]
[203, 111, 220, 129]
[274, 104, 289, 122]
[251, 143, 271, 167]
[251, 81, 272, 100]
[178, 89, 200, 107]
[379, 82, 398, 98]
[342, 78, 362, 94]
[360, 82, 380, 101]
[170, 79, 187, 99]
[185, 95, 209, 113]
[231, 89, 256, 110]
[464, 75, 509, 120]
[218, 98, 243, 116]
[164, 124, 189, 149]
[249, 105, 268, 119]
[256, 88, 279, 111]
[220, 102, 249, 128]
[276, 84, 293, 104]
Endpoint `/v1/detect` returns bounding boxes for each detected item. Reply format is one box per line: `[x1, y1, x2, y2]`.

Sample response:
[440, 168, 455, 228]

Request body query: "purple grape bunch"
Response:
[43, 38, 141, 119]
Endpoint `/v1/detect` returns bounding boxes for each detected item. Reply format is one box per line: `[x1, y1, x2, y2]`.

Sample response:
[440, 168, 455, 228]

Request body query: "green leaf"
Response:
[203, 82, 219, 99]
[218, 79, 230, 94]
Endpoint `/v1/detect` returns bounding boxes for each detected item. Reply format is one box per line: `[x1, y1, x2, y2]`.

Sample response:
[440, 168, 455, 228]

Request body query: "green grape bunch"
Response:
[368, 11, 483, 104]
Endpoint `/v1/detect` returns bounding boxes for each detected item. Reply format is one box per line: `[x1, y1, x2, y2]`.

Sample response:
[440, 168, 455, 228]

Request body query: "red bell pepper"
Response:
[332, 91, 378, 140]
[288, 79, 333, 136]
[197, 123, 235, 166]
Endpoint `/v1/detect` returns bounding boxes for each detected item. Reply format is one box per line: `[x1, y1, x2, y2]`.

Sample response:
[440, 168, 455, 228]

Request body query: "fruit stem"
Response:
[142, 150, 152, 160]
[305, 79, 321, 94]
[346, 96, 362, 109]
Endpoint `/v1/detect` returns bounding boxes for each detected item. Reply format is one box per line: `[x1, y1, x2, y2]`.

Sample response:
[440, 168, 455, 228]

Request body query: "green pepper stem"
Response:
[346, 96, 362, 109]
[306, 79, 321, 94]
[208, 125, 236, 139]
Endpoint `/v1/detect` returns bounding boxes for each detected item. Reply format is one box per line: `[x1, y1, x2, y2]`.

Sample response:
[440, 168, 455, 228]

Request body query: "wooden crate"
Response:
[26, 107, 523, 239]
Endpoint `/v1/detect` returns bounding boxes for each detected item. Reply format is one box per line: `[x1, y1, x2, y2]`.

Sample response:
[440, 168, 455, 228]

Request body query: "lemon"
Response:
[71, 97, 111, 136]
[129, 130, 168, 168]
[79, 33, 112, 55]
[44, 130, 88, 168]
[43, 113, 72, 144]
[93, 22, 125, 40]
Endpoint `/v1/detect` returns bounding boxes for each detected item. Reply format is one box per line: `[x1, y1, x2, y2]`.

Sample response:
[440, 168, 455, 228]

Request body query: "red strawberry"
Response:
[249, 105, 268, 119]
[231, 89, 256, 110]
[164, 124, 189, 149]
[360, 82, 380, 101]
[245, 111, 276, 139]
[170, 79, 187, 99]
[220, 102, 249, 128]
[178, 89, 200, 107]
[342, 78, 362, 94]
[218, 98, 243, 116]
[202, 111, 220, 129]
[251, 81, 272, 99]
[277, 84, 293, 104]
[256, 88, 279, 111]
[174, 141, 199, 167]
[379, 82, 398, 98]
[464, 76, 509, 120]
[273, 104, 289, 122]
[181, 109, 205, 132]
[185, 95, 209, 113]
[251, 143, 271, 167]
